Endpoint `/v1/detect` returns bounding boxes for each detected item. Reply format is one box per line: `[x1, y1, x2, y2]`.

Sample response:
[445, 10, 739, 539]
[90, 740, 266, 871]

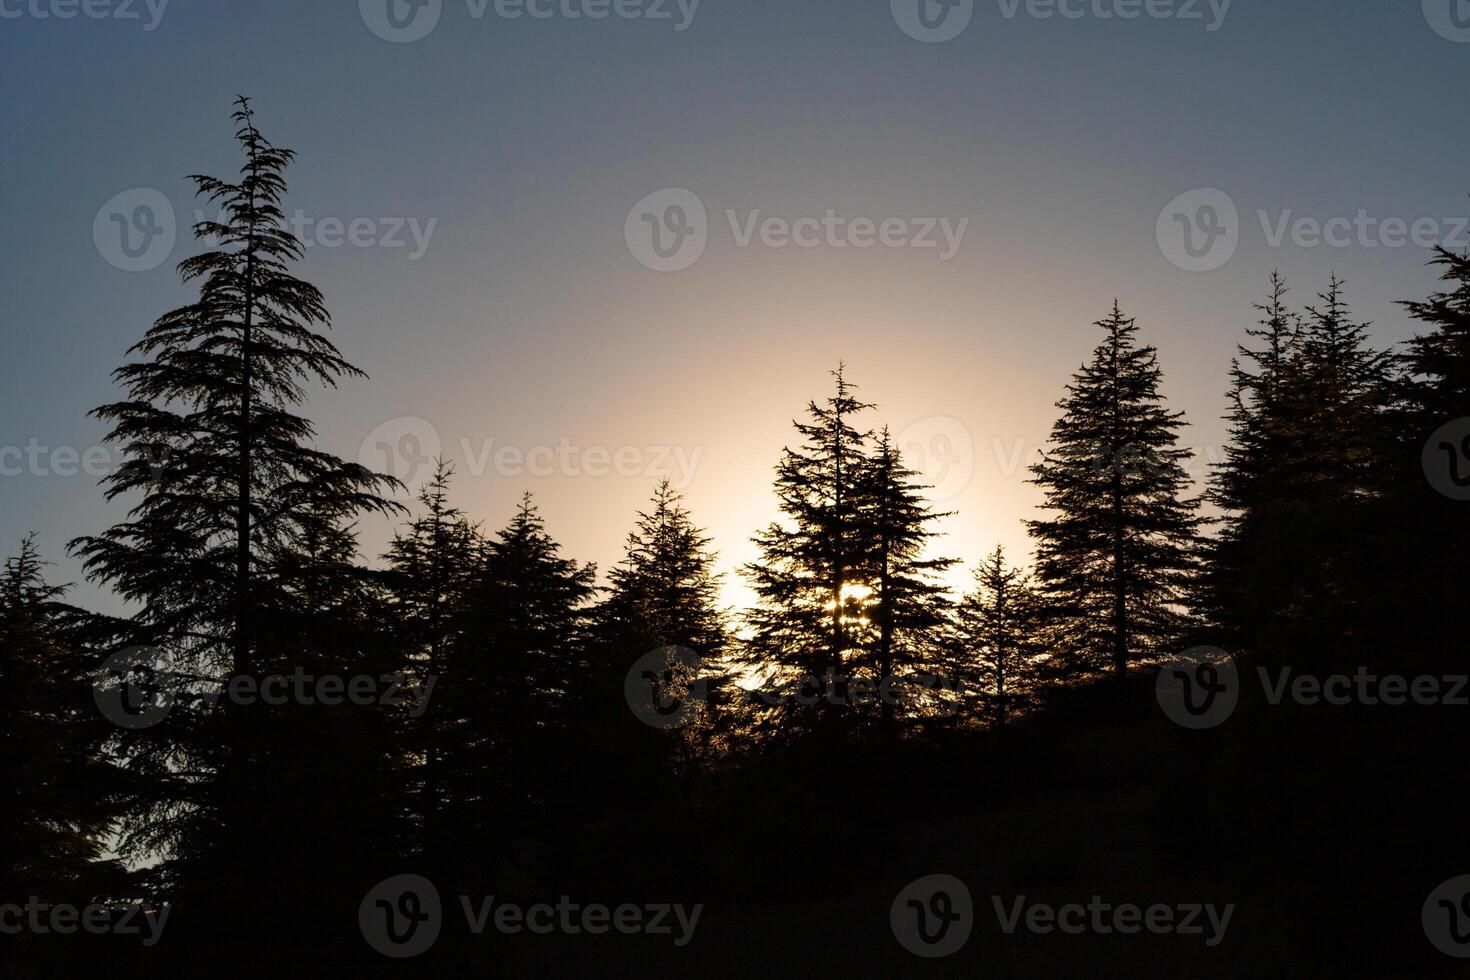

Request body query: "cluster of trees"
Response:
[3, 101, 1467, 967]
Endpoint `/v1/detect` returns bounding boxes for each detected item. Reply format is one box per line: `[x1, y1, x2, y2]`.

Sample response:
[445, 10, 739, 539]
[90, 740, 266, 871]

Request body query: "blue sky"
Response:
[3, 0, 1468, 610]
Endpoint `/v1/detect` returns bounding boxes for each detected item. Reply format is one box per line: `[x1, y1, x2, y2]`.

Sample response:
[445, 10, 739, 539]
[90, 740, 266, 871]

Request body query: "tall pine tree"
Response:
[745, 366, 876, 711]
[857, 427, 957, 730]
[68, 98, 401, 950]
[1028, 303, 1203, 678]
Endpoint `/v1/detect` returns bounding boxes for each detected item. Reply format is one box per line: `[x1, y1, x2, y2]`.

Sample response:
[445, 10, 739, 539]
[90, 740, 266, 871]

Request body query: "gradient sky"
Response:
[3, 0, 1468, 614]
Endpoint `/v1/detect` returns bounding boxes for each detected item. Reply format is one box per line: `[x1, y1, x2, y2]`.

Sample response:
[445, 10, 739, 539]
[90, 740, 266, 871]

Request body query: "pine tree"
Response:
[588, 481, 729, 784]
[440, 494, 596, 861]
[67, 98, 400, 944]
[1028, 302, 1203, 678]
[744, 366, 876, 716]
[1379, 246, 1470, 660]
[0, 537, 123, 909]
[952, 545, 1045, 727]
[857, 427, 957, 730]
[1223, 271, 1393, 664]
[1402, 247, 1470, 424]
[1202, 273, 1302, 652]
[600, 480, 728, 658]
[382, 459, 482, 861]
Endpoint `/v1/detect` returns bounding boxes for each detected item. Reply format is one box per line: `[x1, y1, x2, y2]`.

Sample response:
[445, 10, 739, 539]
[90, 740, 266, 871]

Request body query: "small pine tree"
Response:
[1028, 302, 1204, 678]
[953, 545, 1045, 726]
[589, 481, 729, 783]
[600, 480, 728, 658]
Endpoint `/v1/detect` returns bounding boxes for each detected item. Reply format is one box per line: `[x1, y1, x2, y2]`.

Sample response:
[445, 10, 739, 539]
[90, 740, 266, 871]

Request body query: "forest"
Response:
[4, 99, 1469, 978]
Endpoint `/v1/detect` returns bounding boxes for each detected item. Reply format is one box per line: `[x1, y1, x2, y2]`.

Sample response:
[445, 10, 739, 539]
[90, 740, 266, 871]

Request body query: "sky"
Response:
[2, 0, 1468, 614]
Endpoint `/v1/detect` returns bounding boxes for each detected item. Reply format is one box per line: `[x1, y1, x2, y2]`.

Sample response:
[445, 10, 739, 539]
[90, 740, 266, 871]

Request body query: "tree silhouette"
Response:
[952, 545, 1046, 727]
[1028, 303, 1203, 678]
[745, 366, 876, 716]
[0, 537, 123, 911]
[858, 427, 957, 731]
[67, 98, 401, 951]
[382, 459, 482, 863]
[441, 494, 596, 863]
